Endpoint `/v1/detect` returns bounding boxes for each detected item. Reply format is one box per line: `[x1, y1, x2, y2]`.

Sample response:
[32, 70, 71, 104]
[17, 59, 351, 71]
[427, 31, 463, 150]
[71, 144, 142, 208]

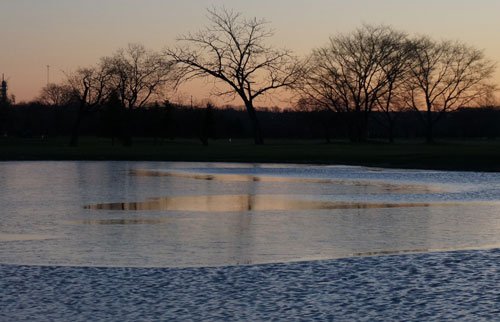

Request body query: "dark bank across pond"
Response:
[2, 137, 500, 172]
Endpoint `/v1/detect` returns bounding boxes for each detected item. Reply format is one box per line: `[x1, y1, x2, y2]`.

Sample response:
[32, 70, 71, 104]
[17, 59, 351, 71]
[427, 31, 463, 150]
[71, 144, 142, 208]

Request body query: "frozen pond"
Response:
[1, 161, 500, 267]
[3, 249, 500, 321]
[2, 161, 500, 320]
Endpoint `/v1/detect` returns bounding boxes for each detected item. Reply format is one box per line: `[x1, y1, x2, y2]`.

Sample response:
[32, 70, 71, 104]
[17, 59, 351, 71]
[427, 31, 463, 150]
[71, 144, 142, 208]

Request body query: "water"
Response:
[1, 161, 500, 267]
[2, 161, 500, 320]
[3, 249, 500, 321]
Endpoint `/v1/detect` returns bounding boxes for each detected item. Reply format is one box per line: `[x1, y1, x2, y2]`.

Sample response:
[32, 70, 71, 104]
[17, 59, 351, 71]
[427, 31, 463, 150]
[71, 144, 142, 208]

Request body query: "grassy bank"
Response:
[1, 137, 500, 172]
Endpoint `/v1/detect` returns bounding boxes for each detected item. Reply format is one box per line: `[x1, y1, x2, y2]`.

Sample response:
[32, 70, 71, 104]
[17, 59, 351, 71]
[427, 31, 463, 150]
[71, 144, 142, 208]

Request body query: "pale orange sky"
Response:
[1, 0, 500, 106]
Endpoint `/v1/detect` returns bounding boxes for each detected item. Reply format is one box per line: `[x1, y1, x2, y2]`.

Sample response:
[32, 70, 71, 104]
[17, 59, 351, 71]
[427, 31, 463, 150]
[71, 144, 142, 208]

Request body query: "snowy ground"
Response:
[2, 249, 499, 321]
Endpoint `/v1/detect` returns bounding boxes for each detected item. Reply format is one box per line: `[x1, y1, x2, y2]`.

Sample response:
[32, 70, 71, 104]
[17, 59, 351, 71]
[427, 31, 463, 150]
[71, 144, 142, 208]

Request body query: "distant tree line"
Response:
[0, 7, 497, 145]
[2, 102, 500, 143]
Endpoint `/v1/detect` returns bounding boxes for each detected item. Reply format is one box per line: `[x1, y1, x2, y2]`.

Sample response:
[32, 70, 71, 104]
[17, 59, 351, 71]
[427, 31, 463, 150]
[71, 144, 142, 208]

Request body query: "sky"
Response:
[1, 0, 500, 106]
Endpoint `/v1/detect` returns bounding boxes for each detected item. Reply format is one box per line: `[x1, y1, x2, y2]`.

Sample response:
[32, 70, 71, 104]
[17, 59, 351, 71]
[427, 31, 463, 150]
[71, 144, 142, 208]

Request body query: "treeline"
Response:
[1, 102, 499, 142]
[1, 8, 498, 146]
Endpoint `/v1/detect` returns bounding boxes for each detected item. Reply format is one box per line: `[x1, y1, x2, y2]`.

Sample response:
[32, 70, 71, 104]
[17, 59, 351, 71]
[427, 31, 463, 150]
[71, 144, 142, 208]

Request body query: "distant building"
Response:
[0, 74, 7, 105]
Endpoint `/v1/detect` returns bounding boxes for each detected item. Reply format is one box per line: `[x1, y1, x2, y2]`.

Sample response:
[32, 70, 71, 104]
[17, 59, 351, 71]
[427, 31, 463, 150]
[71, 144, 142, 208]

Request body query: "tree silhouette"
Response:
[102, 44, 174, 145]
[66, 65, 113, 146]
[63, 44, 173, 146]
[300, 25, 409, 142]
[105, 44, 173, 110]
[100, 90, 123, 145]
[373, 32, 414, 143]
[37, 83, 74, 107]
[404, 37, 496, 143]
[200, 102, 216, 145]
[167, 7, 302, 144]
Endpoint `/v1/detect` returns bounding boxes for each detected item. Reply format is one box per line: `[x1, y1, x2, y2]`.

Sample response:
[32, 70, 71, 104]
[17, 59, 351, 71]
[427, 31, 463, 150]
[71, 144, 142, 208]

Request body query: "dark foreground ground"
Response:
[1, 249, 499, 321]
[1, 137, 500, 171]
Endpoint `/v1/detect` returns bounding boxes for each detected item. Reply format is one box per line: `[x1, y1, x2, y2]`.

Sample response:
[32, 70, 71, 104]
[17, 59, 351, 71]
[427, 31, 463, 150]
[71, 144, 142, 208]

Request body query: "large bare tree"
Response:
[167, 7, 302, 144]
[299, 25, 409, 142]
[405, 37, 496, 143]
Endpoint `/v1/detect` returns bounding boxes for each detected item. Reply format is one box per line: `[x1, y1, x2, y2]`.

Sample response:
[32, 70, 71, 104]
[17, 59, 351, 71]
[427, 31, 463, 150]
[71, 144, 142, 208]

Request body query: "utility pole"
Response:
[46, 65, 50, 85]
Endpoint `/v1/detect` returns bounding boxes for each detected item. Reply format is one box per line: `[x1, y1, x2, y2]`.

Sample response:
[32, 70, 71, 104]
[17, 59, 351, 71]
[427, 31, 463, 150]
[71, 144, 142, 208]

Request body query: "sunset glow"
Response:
[2, 0, 499, 105]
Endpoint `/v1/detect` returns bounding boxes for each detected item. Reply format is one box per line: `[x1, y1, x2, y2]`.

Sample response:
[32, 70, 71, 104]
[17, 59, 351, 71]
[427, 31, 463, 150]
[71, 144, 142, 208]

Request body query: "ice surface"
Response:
[1, 161, 500, 267]
[2, 249, 499, 321]
[2, 161, 500, 320]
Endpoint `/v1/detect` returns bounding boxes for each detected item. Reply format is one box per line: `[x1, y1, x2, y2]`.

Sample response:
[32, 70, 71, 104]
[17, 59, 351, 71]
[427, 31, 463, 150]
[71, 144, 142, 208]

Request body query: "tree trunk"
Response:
[324, 121, 331, 144]
[347, 112, 357, 142]
[388, 121, 395, 144]
[362, 110, 370, 142]
[120, 108, 133, 146]
[69, 103, 85, 147]
[426, 108, 434, 144]
[381, 112, 396, 144]
[244, 102, 264, 145]
[352, 109, 366, 143]
[426, 123, 434, 144]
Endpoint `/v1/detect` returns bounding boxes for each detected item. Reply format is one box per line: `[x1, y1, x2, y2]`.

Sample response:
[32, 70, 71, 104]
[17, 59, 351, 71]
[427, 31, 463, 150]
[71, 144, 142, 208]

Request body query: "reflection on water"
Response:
[0, 233, 59, 242]
[73, 218, 171, 225]
[84, 194, 445, 212]
[2, 161, 500, 268]
[130, 169, 441, 193]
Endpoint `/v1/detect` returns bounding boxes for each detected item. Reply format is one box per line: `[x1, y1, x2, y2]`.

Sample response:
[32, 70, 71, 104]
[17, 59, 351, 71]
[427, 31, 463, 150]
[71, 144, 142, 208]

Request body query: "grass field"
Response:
[1, 136, 500, 172]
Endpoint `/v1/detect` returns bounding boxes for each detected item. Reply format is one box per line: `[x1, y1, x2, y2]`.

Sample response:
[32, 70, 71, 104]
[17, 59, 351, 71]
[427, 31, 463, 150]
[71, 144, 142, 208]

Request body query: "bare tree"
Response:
[63, 44, 173, 147]
[67, 66, 113, 108]
[373, 34, 414, 143]
[66, 64, 113, 146]
[38, 83, 74, 106]
[405, 37, 496, 143]
[105, 43, 173, 109]
[373, 87, 409, 143]
[299, 25, 409, 142]
[166, 7, 302, 144]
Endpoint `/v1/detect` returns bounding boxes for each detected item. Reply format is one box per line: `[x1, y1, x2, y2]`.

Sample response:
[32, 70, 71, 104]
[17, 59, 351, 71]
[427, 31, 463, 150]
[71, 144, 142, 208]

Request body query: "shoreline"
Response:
[2, 244, 500, 270]
[1, 137, 500, 172]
